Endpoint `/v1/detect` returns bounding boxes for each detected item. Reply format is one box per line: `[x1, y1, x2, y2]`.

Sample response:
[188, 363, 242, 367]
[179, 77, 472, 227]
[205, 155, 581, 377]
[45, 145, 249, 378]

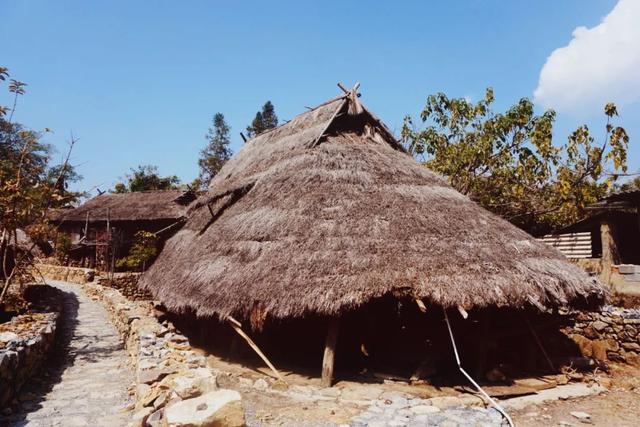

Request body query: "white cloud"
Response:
[534, 0, 640, 114]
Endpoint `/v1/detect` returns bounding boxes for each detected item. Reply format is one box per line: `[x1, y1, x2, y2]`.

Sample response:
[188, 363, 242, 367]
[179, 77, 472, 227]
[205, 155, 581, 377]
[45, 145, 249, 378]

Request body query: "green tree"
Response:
[54, 232, 72, 264]
[113, 165, 180, 193]
[198, 113, 232, 188]
[115, 231, 158, 271]
[402, 88, 629, 235]
[246, 101, 278, 138]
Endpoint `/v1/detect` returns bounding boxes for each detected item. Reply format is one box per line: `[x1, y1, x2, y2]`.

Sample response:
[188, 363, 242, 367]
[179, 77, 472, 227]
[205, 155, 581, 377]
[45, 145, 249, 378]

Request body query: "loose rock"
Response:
[164, 389, 244, 427]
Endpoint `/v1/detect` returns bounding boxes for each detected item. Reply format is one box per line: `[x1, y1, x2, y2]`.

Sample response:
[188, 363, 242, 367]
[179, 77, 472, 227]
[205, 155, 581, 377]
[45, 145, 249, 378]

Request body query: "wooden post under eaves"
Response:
[321, 317, 340, 387]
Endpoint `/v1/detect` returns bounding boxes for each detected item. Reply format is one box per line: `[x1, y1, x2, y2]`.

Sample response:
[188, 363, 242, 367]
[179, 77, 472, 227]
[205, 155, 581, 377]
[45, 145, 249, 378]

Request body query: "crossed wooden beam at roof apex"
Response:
[337, 82, 361, 97]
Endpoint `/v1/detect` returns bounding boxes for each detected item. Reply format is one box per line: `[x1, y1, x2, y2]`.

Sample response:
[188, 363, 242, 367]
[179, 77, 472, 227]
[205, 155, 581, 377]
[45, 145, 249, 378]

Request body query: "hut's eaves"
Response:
[140, 91, 606, 322]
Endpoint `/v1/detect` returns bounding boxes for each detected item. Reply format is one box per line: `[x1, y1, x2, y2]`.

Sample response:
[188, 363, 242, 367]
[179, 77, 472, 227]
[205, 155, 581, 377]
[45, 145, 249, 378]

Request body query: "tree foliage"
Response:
[54, 232, 72, 264]
[246, 101, 278, 138]
[0, 66, 82, 300]
[115, 231, 158, 271]
[402, 88, 629, 235]
[197, 113, 232, 188]
[113, 165, 181, 193]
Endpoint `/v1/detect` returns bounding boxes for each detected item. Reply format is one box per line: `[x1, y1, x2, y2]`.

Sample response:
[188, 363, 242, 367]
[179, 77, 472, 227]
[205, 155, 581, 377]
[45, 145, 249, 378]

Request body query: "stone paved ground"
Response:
[2, 280, 134, 427]
[349, 394, 506, 427]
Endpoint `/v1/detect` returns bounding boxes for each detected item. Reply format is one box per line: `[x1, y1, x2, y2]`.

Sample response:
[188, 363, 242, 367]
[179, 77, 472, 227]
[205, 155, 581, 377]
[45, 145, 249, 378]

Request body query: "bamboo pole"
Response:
[226, 316, 285, 382]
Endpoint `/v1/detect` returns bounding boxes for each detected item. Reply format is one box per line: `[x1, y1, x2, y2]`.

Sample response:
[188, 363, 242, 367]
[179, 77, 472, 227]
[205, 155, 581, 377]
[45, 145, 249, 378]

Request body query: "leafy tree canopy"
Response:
[246, 101, 278, 138]
[113, 165, 181, 193]
[197, 112, 232, 188]
[402, 88, 629, 236]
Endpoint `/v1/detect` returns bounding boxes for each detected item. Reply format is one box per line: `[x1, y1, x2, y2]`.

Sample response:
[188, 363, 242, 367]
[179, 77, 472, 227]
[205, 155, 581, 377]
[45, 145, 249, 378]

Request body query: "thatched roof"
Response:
[140, 90, 605, 323]
[51, 189, 195, 224]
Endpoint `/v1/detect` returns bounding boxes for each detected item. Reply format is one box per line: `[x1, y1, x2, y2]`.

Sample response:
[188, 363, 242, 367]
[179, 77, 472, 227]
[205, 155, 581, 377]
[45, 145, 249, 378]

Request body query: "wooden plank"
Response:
[480, 384, 538, 398]
[513, 377, 557, 391]
[543, 241, 591, 247]
[543, 235, 591, 240]
[372, 372, 410, 383]
[540, 232, 593, 258]
[321, 318, 340, 387]
[546, 242, 592, 247]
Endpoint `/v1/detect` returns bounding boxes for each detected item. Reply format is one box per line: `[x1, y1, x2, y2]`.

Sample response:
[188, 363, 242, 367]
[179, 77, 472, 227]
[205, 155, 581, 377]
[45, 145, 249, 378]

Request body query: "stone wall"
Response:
[32, 264, 95, 284]
[81, 281, 244, 427]
[564, 306, 640, 365]
[33, 264, 150, 301]
[0, 285, 62, 408]
[96, 273, 150, 301]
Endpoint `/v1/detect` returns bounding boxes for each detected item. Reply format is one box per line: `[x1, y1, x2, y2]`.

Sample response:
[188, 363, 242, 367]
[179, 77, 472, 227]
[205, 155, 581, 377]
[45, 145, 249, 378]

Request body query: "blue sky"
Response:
[1, 0, 638, 194]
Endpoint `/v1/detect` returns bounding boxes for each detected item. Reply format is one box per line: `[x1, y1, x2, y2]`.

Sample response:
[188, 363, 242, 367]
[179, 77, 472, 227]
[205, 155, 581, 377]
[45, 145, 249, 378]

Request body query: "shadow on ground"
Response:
[1, 286, 80, 426]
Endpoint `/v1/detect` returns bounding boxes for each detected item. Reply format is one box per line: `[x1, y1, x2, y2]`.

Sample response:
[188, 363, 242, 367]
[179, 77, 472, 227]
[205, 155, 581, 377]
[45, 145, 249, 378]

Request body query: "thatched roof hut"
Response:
[50, 189, 195, 270]
[51, 189, 195, 224]
[141, 87, 606, 385]
[141, 89, 604, 319]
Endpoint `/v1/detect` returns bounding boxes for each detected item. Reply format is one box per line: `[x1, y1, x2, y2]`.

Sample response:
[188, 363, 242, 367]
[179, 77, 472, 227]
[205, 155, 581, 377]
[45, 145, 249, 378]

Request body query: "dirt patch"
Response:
[512, 364, 640, 426]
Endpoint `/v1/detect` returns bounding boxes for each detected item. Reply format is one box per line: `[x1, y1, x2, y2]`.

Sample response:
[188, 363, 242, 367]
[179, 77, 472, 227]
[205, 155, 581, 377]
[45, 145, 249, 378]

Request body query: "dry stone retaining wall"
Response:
[564, 306, 640, 365]
[32, 264, 94, 284]
[33, 264, 150, 300]
[0, 286, 62, 409]
[80, 281, 244, 427]
[96, 273, 150, 301]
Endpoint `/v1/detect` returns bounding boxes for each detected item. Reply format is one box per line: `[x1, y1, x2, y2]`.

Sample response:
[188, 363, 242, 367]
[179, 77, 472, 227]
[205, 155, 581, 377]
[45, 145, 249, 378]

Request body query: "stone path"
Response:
[3, 280, 134, 426]
[350, 393, 507, 427]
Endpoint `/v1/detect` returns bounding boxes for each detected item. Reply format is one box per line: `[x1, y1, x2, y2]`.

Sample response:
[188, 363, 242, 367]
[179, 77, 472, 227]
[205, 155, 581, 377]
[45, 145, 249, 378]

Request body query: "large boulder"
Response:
[163, 389, 244, 427]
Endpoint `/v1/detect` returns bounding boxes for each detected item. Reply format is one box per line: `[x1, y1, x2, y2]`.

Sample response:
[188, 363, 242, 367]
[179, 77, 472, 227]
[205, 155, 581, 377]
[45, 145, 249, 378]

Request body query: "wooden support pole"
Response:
[321, 317, 340, 387]
[600, 220, 620, 285]
[226, 316, 285, 383]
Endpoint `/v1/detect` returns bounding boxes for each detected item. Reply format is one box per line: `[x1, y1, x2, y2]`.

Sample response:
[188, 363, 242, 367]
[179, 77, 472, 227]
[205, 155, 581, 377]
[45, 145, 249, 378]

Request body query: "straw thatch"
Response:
[140, 92, 605, 323]
[51, 189, 195, 223]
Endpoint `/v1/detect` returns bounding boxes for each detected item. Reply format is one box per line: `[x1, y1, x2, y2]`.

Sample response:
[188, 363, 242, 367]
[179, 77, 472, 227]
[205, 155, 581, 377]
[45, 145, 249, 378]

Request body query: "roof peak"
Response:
[243, 82, 362, 142]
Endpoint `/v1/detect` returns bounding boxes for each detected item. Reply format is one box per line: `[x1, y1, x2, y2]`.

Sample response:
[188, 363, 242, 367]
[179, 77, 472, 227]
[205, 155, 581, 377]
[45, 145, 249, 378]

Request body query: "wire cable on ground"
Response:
[443, 307, 515, 427]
